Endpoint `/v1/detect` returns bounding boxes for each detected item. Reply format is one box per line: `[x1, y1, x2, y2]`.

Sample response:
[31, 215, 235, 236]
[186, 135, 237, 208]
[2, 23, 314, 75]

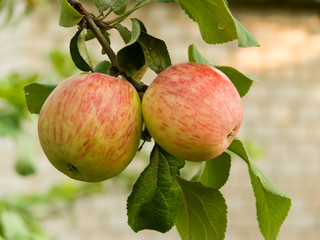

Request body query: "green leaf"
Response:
[0, 73, 38, 115]
[234, 18, 260, 47]
[94, 0, 112, 14]
[15, 158, 36, 177]
[0, 111, 20, 136]
[111, 0, 130, 15]
[133, 64, 149, 82]
[177, 0, 237, 44]
[117, 42, 145, 77]
[59, 0, 84, 27]
[127, 144, 185, 233]
[193, 152, 231, 190]
[1, 210, 30, 239]
[214, 66, 257, 97]
[138, 32, 171, 74]
[175, 177, 227, 240]
[70, 29, 93, 72]
[126, 18, 142, 46]
[228, 139, 291, 240]
[188, 44, 211, 65]
[14, 131, 37, 176]
[177, 0, 259, 47]
[24, 83, 57, 114]
[188, 44, 257, 97]
[94, 60, 112, 74]
[116, 24, 131, 43]
[228, 138, 249, 164]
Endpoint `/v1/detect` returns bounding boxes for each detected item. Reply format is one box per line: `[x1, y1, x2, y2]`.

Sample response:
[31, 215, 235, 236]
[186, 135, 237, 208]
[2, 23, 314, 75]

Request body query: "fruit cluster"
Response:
[38, 62, 242, 182]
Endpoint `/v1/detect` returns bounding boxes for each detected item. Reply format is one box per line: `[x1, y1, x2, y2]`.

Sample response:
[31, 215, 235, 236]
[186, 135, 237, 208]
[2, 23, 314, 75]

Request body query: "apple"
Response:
[142, 62, 243, 161]
[38, 73, 142, 182]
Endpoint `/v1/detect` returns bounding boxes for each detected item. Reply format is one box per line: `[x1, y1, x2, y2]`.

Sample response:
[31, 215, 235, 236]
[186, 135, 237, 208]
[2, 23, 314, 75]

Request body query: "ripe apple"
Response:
[38, 73, 142, 182]
[142, 62, 243, 161]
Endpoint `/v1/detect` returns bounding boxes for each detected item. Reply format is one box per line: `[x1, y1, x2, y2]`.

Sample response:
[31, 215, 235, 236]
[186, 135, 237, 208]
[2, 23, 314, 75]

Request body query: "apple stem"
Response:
[227, 131, 235, 138]
[122, 72, 148, 93]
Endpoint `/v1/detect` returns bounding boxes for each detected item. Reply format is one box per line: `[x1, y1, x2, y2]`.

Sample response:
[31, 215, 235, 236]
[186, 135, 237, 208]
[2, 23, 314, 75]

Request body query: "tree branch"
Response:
[68, 0, 117, 68]
[85, 15, 117, 68]
[67, 0, 148, 93]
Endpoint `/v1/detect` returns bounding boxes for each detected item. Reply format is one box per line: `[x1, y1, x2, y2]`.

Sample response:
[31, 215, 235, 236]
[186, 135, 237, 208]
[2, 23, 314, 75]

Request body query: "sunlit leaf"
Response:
[111, 0, 130, 15]
[59, 0, 84, 27]
[24, 83, 57, 114]
[188, 44, 257, 97]
[69, 29, 93, 72]
[175, 177, 227, 240]
[192, 152, 231, 190]
[228, 139, 291, 240]
[94, 0, 112, 14]
[138, 32, 171, 73]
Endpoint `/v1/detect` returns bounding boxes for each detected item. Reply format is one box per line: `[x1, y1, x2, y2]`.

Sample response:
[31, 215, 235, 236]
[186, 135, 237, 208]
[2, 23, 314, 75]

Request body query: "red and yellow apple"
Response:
[38, 73, 142, 182]
[142, 62, 243, 161]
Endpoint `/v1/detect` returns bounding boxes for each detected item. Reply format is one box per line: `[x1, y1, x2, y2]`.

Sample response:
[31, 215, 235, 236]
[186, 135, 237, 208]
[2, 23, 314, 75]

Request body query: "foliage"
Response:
[0, 0, 51, 27]
[0, 181, 103, 240]
[21, 1, 291, 240]
[0, 73, 39, 176]
[0, 48, 78, 177]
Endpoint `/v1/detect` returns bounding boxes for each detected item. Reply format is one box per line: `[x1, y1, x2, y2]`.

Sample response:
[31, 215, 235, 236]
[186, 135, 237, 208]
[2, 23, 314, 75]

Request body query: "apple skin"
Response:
[38, 73, 142, 182]
[142, 62, 243, 161]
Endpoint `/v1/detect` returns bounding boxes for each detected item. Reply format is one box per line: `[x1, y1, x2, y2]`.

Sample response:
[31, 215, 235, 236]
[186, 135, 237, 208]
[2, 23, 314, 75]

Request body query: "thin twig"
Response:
[85, 13, 117, 68]
[104, 0, 152, 26]
[67, 0, 117, 68]
[67, 0, 148, 93]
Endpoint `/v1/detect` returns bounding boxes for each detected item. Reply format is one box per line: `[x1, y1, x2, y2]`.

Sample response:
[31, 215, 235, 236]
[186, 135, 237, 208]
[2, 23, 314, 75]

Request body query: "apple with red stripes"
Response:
[142, 62, 243, 161]
[38, 73, 142, 182]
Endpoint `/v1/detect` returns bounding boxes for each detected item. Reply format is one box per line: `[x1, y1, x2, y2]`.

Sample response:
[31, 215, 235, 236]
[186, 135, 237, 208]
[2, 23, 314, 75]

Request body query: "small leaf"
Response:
[0, 111, 20, 136]
[175, 177, 227, 240]
[214, 66, 257, 97]
[133, 64, 149, 82]
[94, 60, 112, 74]
[126, 18, 142, 46]
[188, 44, 257, 97]
[127, 144, 185, 233]
[138, 32, 171, 74]
[192, 152, 231, 190]
[228, 138, 291, 240]
[94, 0, 112, 14]
[117, 42, 145, 77]
[70, 29, 93, 72]
[14, 131, 37, 176]
[116, 24, 131, 44]
[228, 138, 249, 164]
[24, 83, 57, 114]
[59, 0, 84, 28]
[188, 44, 211, 65]
[234, 18, 260, 48]
[15, 158, 36, 176]
[111, 0, 131, 15]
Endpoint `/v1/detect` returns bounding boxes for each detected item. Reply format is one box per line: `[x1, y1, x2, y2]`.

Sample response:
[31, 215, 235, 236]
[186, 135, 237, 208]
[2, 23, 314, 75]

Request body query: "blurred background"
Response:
[0, 0, 320, 239]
